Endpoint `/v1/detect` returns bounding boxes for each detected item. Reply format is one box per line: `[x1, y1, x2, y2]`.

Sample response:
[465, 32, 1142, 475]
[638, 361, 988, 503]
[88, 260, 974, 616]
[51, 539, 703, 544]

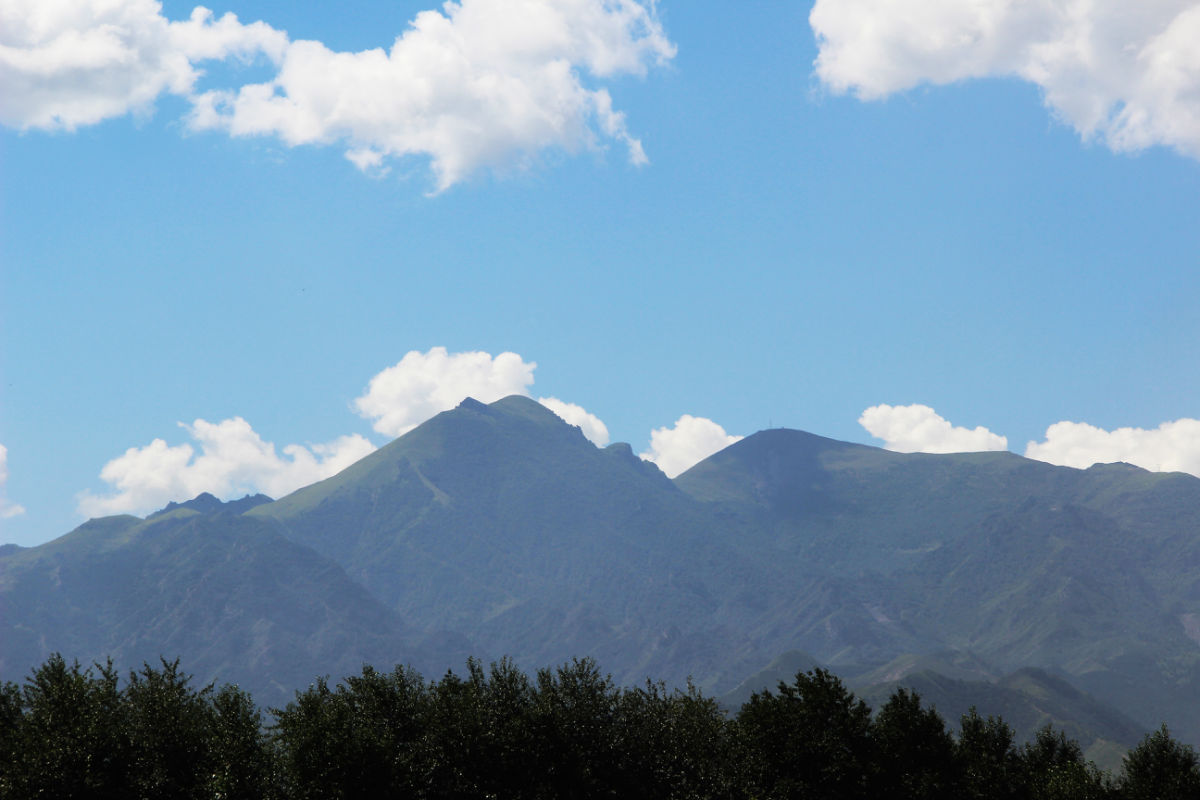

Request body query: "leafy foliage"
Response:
[1118, 725, 1200, 799]
[2, 653, 1198, 799]
[736, 668, 876, 799]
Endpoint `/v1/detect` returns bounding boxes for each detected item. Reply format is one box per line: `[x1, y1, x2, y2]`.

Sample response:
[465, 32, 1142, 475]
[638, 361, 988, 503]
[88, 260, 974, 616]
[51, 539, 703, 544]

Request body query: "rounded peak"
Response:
[488, 394, 547, 410]
[487, 395, 567, 425]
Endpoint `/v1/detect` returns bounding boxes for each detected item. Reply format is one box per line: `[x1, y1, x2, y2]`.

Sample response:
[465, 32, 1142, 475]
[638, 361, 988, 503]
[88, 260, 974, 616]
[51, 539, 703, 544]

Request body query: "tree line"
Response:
[1, 653, 1198, 799]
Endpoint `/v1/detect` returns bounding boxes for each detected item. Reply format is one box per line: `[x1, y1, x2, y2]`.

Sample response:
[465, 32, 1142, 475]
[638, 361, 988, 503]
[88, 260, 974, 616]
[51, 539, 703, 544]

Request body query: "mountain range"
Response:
[4, 394, 1199, 755]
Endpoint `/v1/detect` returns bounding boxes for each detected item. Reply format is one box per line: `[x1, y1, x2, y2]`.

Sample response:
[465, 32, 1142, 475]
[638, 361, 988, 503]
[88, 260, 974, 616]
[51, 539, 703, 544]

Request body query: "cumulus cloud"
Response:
[0, 0, 285, 130]
[859, 403, 1008, 453]
[810, 0, 1200, 160]
[0, 444, 26, 519]
[640, 415, 741, 479]
[1, 0, 673, 188]
[190, 0, 674, 189]
[77, 347, 612, 517]
[1025, 418, 1200, 476]
[537, 396, 610, 446]
[355, 347, 538, 437]
[77, 418, 375, 517]
[354, 347, 611, 445]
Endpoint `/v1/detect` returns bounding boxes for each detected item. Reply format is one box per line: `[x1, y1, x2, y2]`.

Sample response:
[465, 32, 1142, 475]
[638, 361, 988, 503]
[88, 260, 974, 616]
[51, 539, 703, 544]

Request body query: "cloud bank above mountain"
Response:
[859, 404, 1008, 454]
[810, 0, 1200, 160]
[640, 415, 742, 479]
[78, 348, 731, 516]
[1, 0, 674, 188]
[71, 373, 1200, 517]
[352, 348, 612, 446]
[537, 397, 610, 447]
[354, 348, 538, 438]
[76, 419, 375, 518]
[860, 403, 1200, 480]
[1026, 418, 1200, 476]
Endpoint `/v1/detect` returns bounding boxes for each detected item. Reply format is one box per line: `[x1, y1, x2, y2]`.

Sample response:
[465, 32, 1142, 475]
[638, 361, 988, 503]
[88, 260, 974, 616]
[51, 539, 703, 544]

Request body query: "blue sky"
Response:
[3, 0, 1199, 546]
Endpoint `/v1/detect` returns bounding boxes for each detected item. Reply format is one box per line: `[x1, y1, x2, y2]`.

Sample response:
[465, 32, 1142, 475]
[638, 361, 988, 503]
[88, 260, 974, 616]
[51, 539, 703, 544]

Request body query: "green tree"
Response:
[207, 683, 272, 800]
[1119, 725, 1200, 800]
[531, 657, 624, 800]
[11, 654, 129, 800]
[617, 680, 740, 800]
[957, 708, 1023, 800]
[123, 658, 217, 800]
[339, 663, 430, 797]
[873, 687, 959, 800]
[271, 676, 354, 799]
[1021, 726, 1110, 800]
[471, 658, 539, 798]
[0, 680, 22, 798]
[421, 661, 493, 799]
[735, 668, 876, 800]
[272, 664, 431, 799]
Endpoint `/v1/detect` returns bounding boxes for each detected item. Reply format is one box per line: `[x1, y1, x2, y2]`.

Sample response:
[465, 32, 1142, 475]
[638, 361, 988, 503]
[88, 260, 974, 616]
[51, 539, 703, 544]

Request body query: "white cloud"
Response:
[0, 444, 26, 519]
[354, 347, 611, 446]
[859, 403, 1008, 453]
[537, 396, 609, 446]
[355, 347, 538, 437]
[77, 417, 375, 517]
[1025, 418, 1200, 476]
[189, 0, 674, 190]
[640, 415, 741, 479]
[0, 0, 673, 188]
[810, 0, 1200, 160]
[78, 346, 611, 518]
[0, 1, 285, 130]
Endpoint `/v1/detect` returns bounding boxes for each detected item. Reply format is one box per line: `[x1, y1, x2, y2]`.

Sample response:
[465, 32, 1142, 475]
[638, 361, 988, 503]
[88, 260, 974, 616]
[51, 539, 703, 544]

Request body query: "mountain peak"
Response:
[451, 395, 564, 426]
[150, 492, 273, 519]
[488, 394, 563, 420]
[455, 396, 489, 412]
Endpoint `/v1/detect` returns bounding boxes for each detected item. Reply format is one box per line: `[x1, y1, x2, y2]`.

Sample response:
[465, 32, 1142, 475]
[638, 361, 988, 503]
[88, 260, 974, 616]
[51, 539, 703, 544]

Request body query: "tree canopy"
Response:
[1, 654, 1196, 800]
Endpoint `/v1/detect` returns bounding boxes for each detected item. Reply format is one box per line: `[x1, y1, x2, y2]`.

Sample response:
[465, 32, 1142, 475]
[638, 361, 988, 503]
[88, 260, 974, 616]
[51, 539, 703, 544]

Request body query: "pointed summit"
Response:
[149, 491, 273, 519]
[246, 392, 748, 685]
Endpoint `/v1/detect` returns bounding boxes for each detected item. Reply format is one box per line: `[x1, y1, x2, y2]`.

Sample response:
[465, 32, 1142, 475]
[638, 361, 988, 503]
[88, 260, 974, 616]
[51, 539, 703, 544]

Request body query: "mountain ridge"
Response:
[6, 395, 1200, 749]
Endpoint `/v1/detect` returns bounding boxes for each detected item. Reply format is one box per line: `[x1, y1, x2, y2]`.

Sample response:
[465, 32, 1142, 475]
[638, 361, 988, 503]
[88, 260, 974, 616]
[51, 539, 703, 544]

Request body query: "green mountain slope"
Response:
[9, 399, 1200, 749]
[250, 396, 788, 688]
[677, 429, 1200, 741]
[0, 502, 467, 705]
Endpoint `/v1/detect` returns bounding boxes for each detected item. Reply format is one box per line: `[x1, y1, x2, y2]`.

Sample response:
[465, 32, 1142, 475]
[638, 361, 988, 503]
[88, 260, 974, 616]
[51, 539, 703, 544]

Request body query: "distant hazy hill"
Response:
[6, 394, 1200, 748]
[0, 499, 468, 705]
[677, 427, 1200, 742]
[861, 667, 1145, 771]
[718, 649, 1145, 772]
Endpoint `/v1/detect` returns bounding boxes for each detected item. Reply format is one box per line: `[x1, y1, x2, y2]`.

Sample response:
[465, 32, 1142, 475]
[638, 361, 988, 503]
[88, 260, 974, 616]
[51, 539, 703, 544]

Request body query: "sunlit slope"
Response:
[251, 395, 782, 688]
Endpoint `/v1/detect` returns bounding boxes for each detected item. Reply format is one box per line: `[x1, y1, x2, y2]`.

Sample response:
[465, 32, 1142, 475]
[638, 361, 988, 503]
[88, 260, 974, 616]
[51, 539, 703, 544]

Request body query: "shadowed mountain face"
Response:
[0, 503, 469, 706]
[677, 429, 1200, 741]
[6, 395, 1200, 746]
[718, 649, 1147, 772]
